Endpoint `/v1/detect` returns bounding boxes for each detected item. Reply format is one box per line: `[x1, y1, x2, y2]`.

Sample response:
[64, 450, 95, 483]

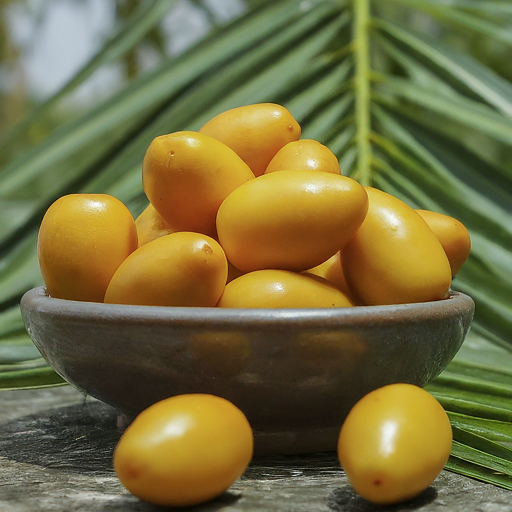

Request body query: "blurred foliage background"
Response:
[2, 0, 512, 489]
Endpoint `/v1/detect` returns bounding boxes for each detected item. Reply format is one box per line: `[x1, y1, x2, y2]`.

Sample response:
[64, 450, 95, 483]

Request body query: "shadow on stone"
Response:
[117, 490, 242, 512]
[327, 485, 438, 511]
[0, 399, 121, 475]
[191, 491, 242, 511]
[0, 397, 344, 484]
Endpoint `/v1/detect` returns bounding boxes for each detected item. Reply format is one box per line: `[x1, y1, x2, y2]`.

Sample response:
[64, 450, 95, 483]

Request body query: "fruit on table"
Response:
[217, 269, 354, 308]
[104, 232, 228, 307]
[142, 131, 254, 238]
[134, 203, 175, 247]
[216, 170, 368, 273]
[114, 394, 253, 507]
[416, 209, 471, 277]
[337, 383, 452, 505]
[342, 187, 452, 305]
[199, 103, 301, 177]
[265, 139, 341, 175]
[37, 193, 137, 303]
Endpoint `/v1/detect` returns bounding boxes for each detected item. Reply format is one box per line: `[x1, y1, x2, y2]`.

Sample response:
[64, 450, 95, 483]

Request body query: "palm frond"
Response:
[0, 0, 176, 163]
[1, 0, 512, 489]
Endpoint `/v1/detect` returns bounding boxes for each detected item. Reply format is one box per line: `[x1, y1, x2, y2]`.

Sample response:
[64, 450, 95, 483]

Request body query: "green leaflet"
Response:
[0, 0, 177, 161]
[387, 0, 512, 45]
[446, 456, 512, 491]
[0, 365, 66, 390]
[376, 18, 512, 116]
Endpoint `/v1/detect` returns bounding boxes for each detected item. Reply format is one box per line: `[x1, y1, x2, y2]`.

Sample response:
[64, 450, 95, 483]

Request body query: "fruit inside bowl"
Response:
[25, 102, 475, 454]
[21, 286, 474, 454]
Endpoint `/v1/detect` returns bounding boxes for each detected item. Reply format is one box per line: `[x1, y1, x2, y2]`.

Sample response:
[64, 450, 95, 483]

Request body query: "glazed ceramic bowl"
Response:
[21, 286, 474, 454]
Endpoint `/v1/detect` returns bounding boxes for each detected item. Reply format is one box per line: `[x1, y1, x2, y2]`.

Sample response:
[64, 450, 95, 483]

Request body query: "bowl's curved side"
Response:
[20, 287, 474, 454]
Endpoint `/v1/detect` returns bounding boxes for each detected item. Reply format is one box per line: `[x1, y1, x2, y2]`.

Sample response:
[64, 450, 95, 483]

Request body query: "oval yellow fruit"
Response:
[114, 394, 253, 507]
[416, 209, 471, 277]
[142, 131, 254, 238]
[216, 170, 368, 273]
[104, 232, 228, 307]
[338, 383, 452, 505]
[37, 194, 138, 303]
[217, 269, 353, 308]
[265, 139, 340, 175]
[199, 103, 301, 177]
[342, 187, 452, 305]
[135, 203, 175, 248]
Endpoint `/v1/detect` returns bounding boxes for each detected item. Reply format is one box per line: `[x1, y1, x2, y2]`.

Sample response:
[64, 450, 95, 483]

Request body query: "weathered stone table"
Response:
[1, 386, 512, 512]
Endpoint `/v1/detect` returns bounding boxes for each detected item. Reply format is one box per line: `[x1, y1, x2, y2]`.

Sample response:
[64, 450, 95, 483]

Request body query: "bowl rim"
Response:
[21, 286, 475, 328]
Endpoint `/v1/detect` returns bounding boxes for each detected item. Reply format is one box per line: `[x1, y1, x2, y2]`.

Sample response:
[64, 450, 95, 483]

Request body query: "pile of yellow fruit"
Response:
[37, 102, 471, 308]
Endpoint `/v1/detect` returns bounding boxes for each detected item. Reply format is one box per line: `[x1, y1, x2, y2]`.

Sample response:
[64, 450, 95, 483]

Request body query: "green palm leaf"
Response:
[2, 0, 512, 490]
[0, 0, 176, 164]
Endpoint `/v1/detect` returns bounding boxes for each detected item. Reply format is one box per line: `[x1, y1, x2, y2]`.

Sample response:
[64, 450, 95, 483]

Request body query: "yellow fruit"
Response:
[217, 269, 353, 308]
[37, 194, 137, 303]
[338, 383, 452, 505]
[342, 187, 452, 305]
[216, 170, 368, 273]
[199, 103, 301, 177]
[265, 139, 340, 175]
[305, 252, 352, 298]
[135, 203, 175, 247]
[104, 232, 228, 307]
[142, 131, 254, 238]
[416, 209, 471, 276]
[114, 394, 253, 507]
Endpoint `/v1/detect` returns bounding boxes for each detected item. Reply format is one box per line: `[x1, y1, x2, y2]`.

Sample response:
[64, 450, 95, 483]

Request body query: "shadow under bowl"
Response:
[21, 286, 474, 454]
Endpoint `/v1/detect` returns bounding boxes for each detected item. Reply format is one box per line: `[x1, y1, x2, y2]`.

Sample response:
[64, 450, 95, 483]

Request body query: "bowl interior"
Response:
[21, 286, 474, 454]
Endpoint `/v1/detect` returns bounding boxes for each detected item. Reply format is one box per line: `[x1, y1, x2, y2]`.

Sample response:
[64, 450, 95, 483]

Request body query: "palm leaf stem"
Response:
[352, 0, 372, 186]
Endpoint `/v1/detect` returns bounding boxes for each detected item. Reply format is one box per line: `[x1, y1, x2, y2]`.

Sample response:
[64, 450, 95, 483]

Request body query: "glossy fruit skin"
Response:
[135, 203, 175, 247]
[216, 170, 368, 273]
[104, 232, 228, 307]
[199, 103, 301, 177]
[342, 187, 452, 305]
[142, 131, 254, 238]
[416, 209, 471, 276]
[37, 193, 137, 303]
[217, 269, 353, 308]
[337, 383, 452, 505]
[265, 139, 340, 175]
[114, 394, 253, 507]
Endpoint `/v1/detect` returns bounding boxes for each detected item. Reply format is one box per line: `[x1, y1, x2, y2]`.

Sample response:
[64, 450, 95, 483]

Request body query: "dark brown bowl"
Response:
[21, 286, 474, 454]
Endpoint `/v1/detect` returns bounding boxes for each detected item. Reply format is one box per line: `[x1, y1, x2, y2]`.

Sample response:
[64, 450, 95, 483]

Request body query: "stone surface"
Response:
[1, 386, 512, 511]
